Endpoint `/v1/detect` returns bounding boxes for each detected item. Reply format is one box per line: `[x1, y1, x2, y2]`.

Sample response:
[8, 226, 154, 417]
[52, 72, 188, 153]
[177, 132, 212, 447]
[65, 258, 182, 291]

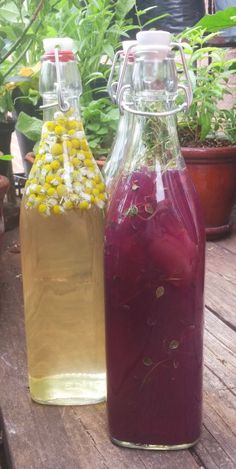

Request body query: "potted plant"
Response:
[177, 12, 236, 239]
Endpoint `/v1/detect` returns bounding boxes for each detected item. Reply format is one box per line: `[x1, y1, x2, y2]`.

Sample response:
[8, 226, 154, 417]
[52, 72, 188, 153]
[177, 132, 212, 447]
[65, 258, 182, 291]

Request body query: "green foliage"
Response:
[0, 154, 14, 161]
[195, 6, 236, 32]
[0, 0, 45, 121]
[82, 98, 119, 156]
[220, 108, 236, 144]
[177, 25, 236, 146]
[3, 1, 236, 153]
[16, 111, 43, 142]
[54, 0, 136, 157]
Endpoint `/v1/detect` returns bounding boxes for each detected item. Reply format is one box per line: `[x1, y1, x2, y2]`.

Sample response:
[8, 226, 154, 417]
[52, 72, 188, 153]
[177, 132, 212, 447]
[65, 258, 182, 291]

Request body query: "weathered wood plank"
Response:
[205, 244, 236, 329]
[192, 308, 236, 468]
[204, 309, 236, 392]
[206, 310, 236, 356]
[194, 423, 235, 469]
[198, 388, 236, 469]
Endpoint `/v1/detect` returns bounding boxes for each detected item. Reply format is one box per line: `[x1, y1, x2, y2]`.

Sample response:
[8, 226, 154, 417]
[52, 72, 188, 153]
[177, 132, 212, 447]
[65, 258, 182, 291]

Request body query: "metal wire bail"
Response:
[117, 41, 193, 118]
[40, 45, 71, 112]
[54, 46, 70, 113]
[171, 42, 193, 108]
[107, 50, 123, 104]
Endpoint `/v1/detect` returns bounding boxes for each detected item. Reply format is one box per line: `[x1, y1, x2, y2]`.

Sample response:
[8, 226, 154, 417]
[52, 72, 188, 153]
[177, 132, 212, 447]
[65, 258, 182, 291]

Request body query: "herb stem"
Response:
[0, 0, 45, 66]
[3, 20, 42, 79]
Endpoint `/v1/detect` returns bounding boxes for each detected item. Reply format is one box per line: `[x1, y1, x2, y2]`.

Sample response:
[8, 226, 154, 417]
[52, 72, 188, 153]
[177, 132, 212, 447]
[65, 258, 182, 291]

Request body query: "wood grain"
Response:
[205, 244, 236, 329]
[0, 216, 236, 468]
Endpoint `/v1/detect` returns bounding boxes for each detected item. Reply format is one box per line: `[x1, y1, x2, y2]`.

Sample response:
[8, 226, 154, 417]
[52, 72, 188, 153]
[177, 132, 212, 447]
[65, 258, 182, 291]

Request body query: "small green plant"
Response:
[177, 9, 236, 147]
[0, 0, 47, 122]
[82, 98, 119, 157]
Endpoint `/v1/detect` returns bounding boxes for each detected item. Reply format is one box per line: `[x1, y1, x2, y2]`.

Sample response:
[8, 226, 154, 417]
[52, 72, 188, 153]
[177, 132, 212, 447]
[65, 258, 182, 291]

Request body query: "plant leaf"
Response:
[0, 2, 20, 23]
[115, 0, 135, 20]
[195, 7, 236, 32]
[0, 154, 13, 161]
[16, 111, 42, 142]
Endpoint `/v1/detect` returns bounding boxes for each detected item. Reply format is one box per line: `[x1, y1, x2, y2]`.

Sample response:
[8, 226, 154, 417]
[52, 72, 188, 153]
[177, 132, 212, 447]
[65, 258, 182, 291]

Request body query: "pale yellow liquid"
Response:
[20, 203, 106, 405]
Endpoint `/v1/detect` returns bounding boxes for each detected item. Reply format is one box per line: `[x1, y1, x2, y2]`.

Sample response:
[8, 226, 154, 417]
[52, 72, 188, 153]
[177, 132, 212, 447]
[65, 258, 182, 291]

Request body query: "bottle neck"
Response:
[120, 52, 184, 171]
[40, 51, 82, 122]
[42, 96, 81, 122]
[122, 105, 184, 172]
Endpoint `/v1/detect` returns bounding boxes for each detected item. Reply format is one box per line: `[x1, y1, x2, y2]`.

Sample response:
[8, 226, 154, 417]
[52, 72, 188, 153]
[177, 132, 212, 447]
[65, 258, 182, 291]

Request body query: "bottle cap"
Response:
[43, 37, 75, 53]
[136, 31, 171, 58]
[122, 40, 137, 53]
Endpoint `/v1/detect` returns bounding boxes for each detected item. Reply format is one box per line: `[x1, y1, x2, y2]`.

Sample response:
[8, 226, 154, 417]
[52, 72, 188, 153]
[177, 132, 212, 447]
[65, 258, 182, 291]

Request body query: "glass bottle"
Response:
[20, 38, 107, 405]
[105, 31, 205, 449]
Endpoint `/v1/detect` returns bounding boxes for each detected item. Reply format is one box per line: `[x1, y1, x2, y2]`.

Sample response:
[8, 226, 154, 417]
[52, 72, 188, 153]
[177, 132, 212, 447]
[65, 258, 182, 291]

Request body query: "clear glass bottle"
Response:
[105, 31, 205, 449]
[20, 38, 107, 405]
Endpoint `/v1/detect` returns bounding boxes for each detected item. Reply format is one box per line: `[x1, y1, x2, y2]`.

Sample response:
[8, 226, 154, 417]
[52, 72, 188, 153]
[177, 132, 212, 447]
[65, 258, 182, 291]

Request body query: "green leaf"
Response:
[195, 7, 236, 32]
[136, 6, 158, 17]
[96, 127, 108, 135]
[200, 112, 211, 141]
[33, 141, 40, 154]
[103, 43, 114, 59]
[87, 123, 100, 131]
[115, 0, 135, 20]
[0, 154, 14, 161]
[107, 108, 119, 120]
[0, 2, 20, 23]
[143, 14, 170, 29]
[16, 111, 42, 142]
[87, 138, 100, 148]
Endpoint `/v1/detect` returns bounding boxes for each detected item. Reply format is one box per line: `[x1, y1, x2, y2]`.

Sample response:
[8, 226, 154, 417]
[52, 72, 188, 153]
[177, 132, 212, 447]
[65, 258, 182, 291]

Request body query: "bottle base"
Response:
[29, 372, 106, 406]
[111, 436, 200, 451]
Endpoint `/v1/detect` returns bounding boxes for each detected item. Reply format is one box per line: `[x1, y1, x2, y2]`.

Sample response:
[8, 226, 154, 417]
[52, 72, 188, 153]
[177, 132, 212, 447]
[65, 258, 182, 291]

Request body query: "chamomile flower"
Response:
[80, 192, 91, 202]
[77, 152, 85, 161]
[75, 131, 85, 139]
[45, 153, 53, 163]
[24, 114, 107, 215]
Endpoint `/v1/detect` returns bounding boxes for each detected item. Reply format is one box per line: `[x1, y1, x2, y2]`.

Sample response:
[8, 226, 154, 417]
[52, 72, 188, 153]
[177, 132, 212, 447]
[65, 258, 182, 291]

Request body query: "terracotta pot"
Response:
[182, 146, 236, 240]
[96, 159, 105, 172]
[0, 175, 10, 242]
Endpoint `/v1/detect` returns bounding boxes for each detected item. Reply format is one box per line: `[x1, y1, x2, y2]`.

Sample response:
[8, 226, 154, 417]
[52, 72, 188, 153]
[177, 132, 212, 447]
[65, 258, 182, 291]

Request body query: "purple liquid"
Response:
[105, 167, 205, 447]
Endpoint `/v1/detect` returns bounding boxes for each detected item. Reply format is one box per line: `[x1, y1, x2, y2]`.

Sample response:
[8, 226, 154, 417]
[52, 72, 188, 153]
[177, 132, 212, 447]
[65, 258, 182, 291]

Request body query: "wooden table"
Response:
[0, 217, 236, 469]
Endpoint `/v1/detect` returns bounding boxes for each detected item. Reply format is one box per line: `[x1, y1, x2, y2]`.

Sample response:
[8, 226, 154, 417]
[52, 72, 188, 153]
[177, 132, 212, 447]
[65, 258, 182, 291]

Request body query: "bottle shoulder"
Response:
[23, 110, 107, 217]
